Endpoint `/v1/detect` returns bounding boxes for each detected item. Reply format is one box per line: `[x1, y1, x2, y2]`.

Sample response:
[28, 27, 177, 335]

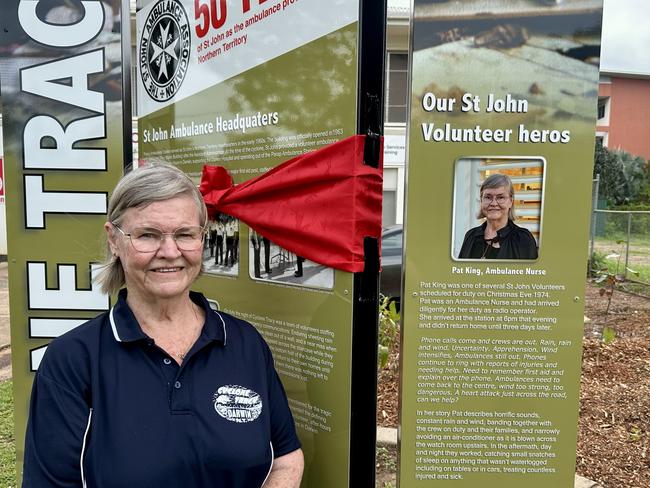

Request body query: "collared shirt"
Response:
[23, 290, 300, 488]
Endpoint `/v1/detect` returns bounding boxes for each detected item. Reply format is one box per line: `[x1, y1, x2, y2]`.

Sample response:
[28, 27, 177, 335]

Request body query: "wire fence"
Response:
[588, 176, 650, 292]
[589, 209, 650, 285]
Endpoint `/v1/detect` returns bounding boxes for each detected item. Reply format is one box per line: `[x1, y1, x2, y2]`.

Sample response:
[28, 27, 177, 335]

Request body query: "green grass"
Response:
[591, 248, 650, 297]
[594, 254, 650, 283]
[595, 234, 650, 248]
[0, 381, 16, 488]
[592, 234, 650, 284]
[594, 237, 650, 258]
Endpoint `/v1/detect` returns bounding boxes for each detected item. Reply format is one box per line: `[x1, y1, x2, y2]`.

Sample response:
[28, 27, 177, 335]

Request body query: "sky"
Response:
[600, 0, 650, 74]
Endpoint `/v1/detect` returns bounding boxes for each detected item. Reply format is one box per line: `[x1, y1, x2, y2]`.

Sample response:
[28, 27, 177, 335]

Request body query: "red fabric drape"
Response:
[199, 135, 383, 273]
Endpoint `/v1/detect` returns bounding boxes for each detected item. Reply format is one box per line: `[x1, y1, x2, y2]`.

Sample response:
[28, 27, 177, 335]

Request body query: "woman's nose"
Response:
[156, 234, 182, 257]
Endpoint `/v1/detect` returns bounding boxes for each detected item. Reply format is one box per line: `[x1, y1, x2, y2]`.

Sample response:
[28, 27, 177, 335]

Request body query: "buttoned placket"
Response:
[111, 291, 226, 414]
[142, 332, 219, 413]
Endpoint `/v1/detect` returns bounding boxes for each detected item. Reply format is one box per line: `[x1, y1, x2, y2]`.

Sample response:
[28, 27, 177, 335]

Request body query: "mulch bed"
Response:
[377, 337, 400, 429]
[377, 283, 650, 488]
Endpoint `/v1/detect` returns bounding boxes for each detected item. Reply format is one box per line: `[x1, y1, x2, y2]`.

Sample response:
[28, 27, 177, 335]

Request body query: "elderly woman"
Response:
[458, 173, 538, 259]
[23, 164, 303, 487]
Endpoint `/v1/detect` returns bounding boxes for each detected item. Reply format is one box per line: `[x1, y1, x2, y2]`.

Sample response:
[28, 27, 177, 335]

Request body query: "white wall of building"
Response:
[383, 0, 410, 227]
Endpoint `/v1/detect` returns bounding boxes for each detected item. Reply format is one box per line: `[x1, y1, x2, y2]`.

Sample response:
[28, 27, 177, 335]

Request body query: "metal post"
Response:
[625, 212, 632, 279]
[121, 0, 133, 169]
[589, 174, 600, 276]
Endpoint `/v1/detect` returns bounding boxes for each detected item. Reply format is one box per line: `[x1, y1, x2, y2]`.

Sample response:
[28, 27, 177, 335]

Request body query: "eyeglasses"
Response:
[112, 223, 205, 253]
[481, 194, 510, 205]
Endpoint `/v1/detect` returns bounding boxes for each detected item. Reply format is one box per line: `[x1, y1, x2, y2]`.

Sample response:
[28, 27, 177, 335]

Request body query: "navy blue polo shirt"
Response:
[23, 290, 300, 487]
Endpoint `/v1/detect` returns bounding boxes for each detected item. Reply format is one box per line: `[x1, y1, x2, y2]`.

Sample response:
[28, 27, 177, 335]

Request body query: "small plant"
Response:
[601, 325, 616, 345]
[378, 295, 400, 369]
[591, 243, 632, 363]
[627, 425, 644, 443]
[376, 446, 398, 473]
[589, 250, 608, 276]
[595, 323, 617, 367]
[592, 240, 639, 315]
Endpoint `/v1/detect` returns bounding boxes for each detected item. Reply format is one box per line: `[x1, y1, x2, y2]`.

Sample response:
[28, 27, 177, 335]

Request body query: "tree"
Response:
[593, 143, 648, 206]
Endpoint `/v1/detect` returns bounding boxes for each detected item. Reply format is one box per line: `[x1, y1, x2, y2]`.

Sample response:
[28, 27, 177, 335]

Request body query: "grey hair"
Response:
[477, 173, 517, 221]
[95, 163, 207, 295]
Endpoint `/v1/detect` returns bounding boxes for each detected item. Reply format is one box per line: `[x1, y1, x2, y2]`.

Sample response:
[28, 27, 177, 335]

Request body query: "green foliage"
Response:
[614, 203, 650, 211]
[600, 211, 650, 238]
[594, 143, 648, 206]
[592, 245, 650, 284]
[589, 250, 608, 275]
[601, 326, 617, 345]
[0, 381, 16, 488]
[627, 425, 644, 443]
[376, 446, 397, 474]
[591, 241, 628, 316]
[378, 296, 400, 369]
[636, 184, 650, 205]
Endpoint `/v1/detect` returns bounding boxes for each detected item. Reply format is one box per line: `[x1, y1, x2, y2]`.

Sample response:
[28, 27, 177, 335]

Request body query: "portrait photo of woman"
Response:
[453, 158, 543, 260]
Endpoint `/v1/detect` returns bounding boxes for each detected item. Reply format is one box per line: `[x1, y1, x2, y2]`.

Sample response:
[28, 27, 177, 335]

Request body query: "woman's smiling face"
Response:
[480, 185, 512, 223]
[107, 195, 203, 302]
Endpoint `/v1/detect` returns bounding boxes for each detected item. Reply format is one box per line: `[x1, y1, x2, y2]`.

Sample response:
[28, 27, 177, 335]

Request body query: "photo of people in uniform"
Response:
[248, 230, 334, 290]
[203, 214, 239, 276]
[452, 157, 544, 260]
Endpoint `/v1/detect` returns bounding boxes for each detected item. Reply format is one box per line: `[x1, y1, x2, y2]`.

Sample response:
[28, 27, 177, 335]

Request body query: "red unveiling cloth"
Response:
[199, 135, 383, 273]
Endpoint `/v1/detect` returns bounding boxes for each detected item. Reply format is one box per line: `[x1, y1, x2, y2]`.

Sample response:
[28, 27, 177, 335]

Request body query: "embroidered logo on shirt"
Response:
[213, 385, 262, 423]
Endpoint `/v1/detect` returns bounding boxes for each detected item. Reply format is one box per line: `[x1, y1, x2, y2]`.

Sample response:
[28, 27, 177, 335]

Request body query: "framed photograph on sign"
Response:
[452, 156, 545, 261]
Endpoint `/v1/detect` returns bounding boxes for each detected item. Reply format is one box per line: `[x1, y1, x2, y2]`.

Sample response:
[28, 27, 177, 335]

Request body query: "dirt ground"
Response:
[377, 282, 650, 488]
[578, 285, 650, 488]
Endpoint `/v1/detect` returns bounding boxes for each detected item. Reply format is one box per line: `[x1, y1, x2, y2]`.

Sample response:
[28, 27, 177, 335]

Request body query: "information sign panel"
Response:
[0, 0, 130, 478]
[399, 1, 603, 486]
[136, 1, 385, 485]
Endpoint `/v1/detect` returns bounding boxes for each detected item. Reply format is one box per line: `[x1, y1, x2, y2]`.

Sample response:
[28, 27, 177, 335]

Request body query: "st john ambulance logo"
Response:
[139, 0, 191, 102]
[213, 385, 263, 423]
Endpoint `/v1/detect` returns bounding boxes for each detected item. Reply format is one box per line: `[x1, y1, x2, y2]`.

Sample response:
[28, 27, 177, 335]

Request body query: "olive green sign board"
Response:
[0, 1, 128, 479]
[399, 2, 603, 486]
[136, 1, 363, 486]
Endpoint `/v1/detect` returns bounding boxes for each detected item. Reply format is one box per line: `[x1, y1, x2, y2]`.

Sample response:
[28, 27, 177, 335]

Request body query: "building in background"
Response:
[597, 71, 650, 160]
[383, 0, 409, 227]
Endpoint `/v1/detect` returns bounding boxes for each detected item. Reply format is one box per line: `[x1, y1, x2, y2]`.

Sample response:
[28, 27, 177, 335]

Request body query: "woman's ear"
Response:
[105, 222, 119, 256]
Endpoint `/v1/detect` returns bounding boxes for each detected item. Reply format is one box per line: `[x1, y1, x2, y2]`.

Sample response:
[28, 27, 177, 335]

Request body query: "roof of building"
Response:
[600, 70, 650, 80]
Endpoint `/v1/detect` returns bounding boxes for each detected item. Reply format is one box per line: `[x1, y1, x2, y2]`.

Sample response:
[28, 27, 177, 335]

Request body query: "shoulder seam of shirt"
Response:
[38, 370, 87, 399]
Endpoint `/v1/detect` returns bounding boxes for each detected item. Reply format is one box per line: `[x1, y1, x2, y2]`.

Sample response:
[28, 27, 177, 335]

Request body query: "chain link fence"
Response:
[588, 176, 650, 293]
[589, 210, 650, 280]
